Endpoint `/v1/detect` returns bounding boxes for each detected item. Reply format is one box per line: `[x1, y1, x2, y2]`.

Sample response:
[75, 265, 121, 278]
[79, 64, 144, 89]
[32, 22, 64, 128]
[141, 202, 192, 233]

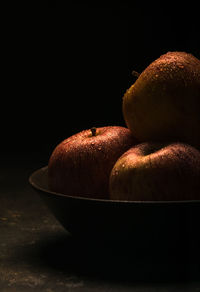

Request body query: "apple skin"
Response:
[48, 126, 137, 199]
[109, 142, 200, 201]
[123, 52, 200, 149]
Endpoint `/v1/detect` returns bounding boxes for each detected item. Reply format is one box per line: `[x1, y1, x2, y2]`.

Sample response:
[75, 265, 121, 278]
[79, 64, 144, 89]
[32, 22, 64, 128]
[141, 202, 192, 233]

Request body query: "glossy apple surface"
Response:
[109, 142, 200, 201]
[48, 126, 137, 199]
[123, 52, 200, 149]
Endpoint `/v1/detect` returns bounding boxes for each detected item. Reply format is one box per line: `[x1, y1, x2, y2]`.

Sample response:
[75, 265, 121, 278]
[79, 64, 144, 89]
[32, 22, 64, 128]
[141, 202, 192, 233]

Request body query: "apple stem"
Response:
[91, 127, 96, 136]
[132, 70, 140, 80]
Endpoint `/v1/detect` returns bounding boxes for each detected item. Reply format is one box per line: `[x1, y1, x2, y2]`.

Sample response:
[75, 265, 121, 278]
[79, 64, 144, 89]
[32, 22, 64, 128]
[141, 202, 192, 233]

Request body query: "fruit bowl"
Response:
[29, 166, 200, 250]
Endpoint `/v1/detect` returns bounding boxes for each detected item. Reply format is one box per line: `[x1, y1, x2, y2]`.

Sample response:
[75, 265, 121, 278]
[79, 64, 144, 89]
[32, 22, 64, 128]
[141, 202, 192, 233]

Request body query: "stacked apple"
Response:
[48, 52, 200, 201]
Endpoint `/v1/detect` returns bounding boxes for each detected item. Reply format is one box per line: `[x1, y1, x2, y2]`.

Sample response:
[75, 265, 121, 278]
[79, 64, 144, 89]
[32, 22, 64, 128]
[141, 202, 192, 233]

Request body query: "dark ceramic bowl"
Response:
[29, 166, 200, 249]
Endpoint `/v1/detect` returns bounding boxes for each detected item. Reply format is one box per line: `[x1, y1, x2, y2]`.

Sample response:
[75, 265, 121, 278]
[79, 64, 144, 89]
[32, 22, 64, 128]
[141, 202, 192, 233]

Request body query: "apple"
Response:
[122, 52, 200, 149]
[48, 126, 137, 199]
[109, 142, 200, 201]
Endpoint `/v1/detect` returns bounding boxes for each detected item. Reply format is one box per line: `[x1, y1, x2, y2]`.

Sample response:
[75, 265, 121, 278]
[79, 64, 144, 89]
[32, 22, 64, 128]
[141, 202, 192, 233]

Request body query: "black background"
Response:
[2, 1, 199, 161]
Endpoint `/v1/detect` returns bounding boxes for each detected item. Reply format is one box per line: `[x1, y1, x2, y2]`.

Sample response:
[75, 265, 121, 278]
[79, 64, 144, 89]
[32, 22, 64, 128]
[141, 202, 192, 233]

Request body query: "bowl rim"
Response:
[29, 166, 200, 206]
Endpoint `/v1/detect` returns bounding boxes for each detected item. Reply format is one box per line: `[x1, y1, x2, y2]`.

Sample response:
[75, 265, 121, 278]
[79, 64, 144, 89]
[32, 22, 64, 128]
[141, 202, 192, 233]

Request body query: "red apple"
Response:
[109, 142, 200, 201]
[48, 126, 137, 199]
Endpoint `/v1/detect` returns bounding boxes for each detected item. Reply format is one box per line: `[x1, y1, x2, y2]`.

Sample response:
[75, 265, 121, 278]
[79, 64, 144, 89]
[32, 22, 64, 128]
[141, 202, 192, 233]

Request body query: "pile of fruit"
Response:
[48, 52, 200, 201]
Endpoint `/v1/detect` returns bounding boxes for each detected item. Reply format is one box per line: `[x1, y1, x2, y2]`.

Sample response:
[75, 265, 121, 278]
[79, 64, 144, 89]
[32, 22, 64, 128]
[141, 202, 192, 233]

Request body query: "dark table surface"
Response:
[0, 152, 200, 292]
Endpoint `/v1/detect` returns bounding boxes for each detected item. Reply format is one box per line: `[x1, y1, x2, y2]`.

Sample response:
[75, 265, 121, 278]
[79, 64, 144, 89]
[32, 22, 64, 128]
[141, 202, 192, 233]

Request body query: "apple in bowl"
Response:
[123, 52, 200, 149]
[109, 142, 200, 201]
[48, 126, 137, 199]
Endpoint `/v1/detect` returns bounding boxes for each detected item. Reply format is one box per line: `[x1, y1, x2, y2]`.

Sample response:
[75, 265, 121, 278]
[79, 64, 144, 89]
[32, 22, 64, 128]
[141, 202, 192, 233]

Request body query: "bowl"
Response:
[29, 166, 200, 250]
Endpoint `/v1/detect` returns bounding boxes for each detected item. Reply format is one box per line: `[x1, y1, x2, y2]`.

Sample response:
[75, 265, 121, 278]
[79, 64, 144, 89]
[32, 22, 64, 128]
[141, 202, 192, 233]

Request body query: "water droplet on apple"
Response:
[122, 164, 125, 168]
[114, 170, 119, 176]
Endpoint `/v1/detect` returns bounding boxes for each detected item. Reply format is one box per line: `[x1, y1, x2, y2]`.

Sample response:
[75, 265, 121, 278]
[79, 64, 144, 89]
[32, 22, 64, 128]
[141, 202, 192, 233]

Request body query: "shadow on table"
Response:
[23, 231, 199, 283]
